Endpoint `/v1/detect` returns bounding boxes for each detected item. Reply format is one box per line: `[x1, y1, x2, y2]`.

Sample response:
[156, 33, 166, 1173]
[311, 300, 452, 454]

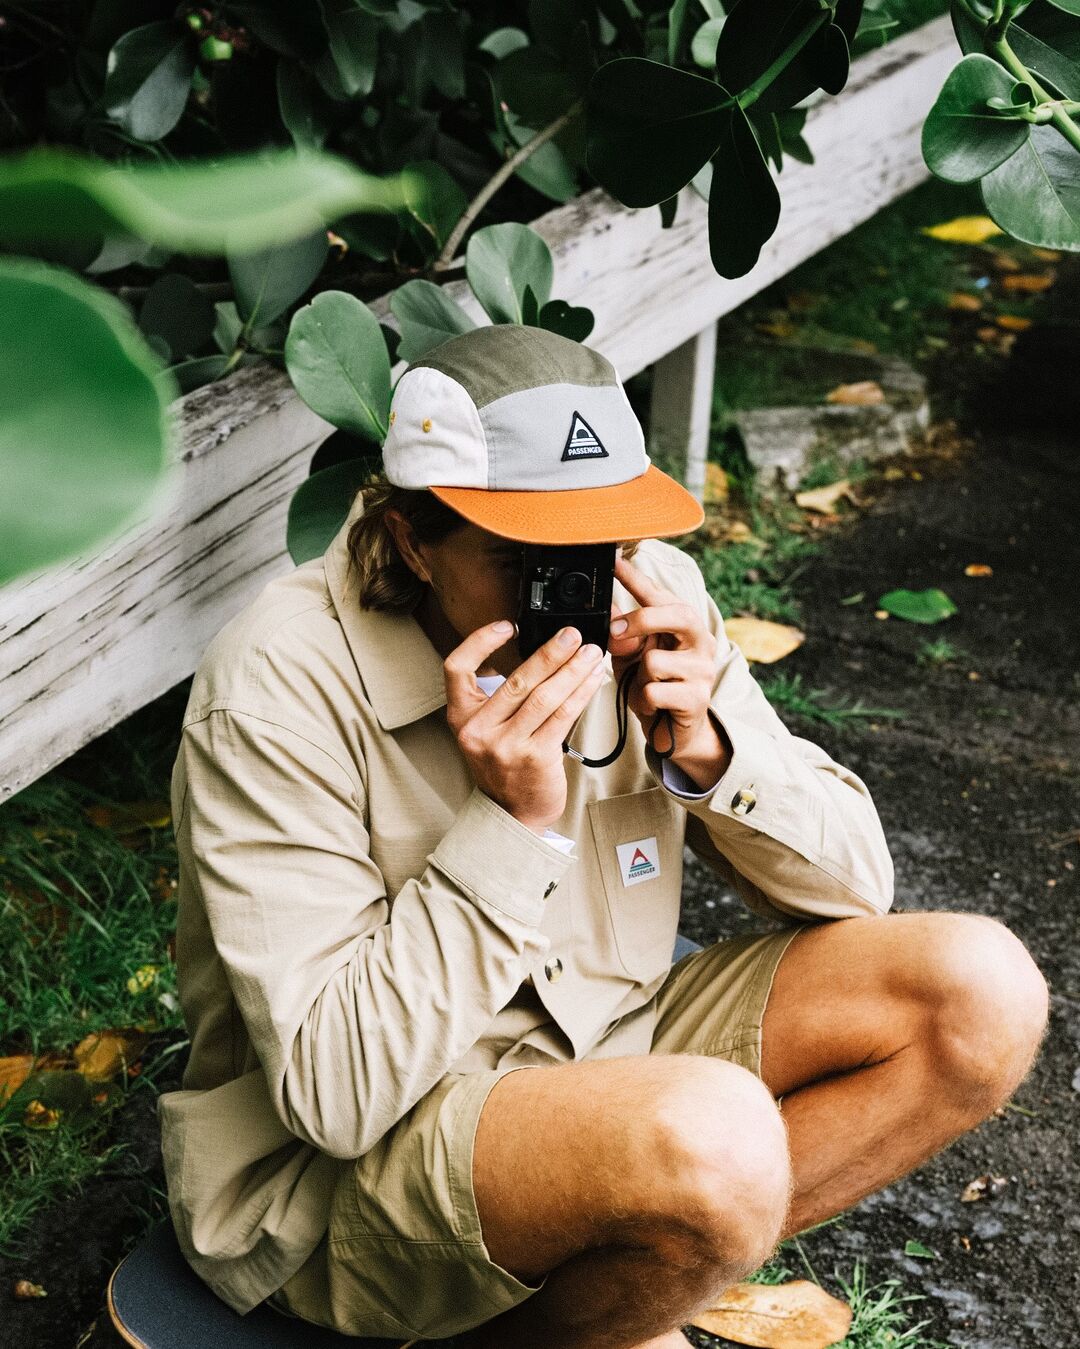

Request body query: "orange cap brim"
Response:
[429, 464, 704, 544]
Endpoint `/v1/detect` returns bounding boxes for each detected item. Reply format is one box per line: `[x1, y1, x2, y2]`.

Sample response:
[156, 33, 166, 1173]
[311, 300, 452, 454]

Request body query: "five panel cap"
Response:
[381, 325, 704, 544]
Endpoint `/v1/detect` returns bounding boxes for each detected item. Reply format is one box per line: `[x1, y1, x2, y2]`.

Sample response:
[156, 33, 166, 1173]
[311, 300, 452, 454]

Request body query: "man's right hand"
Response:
[444, 621, 607, 834]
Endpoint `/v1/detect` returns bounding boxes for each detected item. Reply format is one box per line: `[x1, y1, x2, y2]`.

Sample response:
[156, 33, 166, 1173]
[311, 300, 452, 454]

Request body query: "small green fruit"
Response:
[199, 35, 233, 61]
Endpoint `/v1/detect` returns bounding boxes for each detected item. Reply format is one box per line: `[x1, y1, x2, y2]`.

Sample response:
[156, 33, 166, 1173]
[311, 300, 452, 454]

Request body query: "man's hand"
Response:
[609, 555, 733, 790]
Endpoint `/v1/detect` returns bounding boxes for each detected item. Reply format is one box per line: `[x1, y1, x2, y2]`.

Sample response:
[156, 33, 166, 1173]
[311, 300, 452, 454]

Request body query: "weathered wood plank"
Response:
[0, 17, 958, 799]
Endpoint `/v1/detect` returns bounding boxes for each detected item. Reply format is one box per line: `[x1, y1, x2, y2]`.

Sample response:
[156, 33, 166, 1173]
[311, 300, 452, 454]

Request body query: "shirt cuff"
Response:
[541, 828, 577, 855]
[645, 706, 793, 840]
[430, 786, 578, 926]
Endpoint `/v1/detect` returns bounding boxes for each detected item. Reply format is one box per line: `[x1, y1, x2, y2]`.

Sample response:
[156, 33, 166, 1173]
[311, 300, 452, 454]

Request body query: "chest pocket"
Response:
[586, 787, 685, 982]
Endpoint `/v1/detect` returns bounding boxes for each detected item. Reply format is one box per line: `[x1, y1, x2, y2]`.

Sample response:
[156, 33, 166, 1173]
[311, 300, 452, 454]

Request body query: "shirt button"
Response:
[544, 956, 564, 983]
[543, 881, 558, 899]
[731, 785, 757, 815]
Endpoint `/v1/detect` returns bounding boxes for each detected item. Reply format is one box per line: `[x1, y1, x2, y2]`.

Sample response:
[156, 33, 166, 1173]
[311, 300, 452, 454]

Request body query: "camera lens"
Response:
[554, 570, 591, 606]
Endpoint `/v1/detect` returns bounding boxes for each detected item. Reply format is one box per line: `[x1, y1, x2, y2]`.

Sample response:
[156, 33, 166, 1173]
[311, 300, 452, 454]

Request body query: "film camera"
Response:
[515, 543, 616, 660]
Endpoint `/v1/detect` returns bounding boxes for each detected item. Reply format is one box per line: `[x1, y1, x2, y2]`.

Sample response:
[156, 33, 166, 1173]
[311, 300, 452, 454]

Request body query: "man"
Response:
[160, 324, 1048, 1349]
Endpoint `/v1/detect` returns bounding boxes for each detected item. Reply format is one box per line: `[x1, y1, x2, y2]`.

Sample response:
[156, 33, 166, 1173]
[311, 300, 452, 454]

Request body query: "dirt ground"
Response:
[676, 383, 1080, 1342]
[3, 307, 1079, 1349]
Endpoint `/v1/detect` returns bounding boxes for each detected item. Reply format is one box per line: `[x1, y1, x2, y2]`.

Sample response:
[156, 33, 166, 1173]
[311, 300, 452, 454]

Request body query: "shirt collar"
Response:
[323, 495, 449, 732]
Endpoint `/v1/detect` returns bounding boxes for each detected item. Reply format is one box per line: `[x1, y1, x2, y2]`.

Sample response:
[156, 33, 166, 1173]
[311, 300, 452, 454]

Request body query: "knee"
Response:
[910, 914, 1049, 1113]
[648, 1058, 791, 1279]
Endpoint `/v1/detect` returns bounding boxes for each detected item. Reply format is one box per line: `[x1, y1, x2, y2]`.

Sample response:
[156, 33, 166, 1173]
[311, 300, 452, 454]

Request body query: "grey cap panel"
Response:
[480, 382, 648, 490]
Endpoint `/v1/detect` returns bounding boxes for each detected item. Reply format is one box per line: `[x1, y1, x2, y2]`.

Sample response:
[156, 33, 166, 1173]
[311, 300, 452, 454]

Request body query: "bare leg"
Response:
[457, 1054, 791, 1349]
[758, 911, 1049, 1237]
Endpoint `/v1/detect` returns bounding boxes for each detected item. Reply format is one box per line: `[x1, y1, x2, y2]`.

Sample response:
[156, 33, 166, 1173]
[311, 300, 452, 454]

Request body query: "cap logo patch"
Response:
[560, 410, 608, 462]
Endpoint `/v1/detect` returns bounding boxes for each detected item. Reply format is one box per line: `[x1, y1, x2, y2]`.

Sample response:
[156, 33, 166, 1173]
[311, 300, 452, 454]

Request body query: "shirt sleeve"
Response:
[178, 708, 574, 1160]
[642, 553, 895, 924]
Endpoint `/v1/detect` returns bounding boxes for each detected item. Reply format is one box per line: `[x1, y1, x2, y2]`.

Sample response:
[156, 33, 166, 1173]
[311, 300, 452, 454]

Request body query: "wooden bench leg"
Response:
[648, 322, 718, 505]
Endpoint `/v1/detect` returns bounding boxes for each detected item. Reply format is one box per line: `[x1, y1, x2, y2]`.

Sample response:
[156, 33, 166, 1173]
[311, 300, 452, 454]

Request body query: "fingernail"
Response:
[493, 620, 513, 633]
[610, 618, 628, 635]
[580, 644, 601, 662]
[558, 627, 578, 647]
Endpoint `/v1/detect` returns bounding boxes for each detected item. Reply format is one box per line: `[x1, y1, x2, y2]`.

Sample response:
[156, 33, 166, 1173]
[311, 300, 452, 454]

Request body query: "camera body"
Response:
[516, 543, 616, 659]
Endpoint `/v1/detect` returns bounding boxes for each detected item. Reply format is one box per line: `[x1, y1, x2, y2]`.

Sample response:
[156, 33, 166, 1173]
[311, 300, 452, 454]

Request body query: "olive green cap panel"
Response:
[411, 325, 617, 409]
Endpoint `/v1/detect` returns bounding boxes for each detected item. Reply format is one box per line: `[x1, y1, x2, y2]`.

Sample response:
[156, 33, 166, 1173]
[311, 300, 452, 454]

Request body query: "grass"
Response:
[757, 672, 905, 728]
[916, 637, 969, 668]
[0, 691, 187, 1257]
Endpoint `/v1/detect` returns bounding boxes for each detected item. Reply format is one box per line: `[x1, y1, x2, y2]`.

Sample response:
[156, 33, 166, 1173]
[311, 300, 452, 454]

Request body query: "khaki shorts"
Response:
[268, 926, 801, 1343]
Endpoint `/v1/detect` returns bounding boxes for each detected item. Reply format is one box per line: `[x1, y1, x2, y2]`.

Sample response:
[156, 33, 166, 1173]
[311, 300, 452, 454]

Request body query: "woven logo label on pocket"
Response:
[615, 836, 659, 887]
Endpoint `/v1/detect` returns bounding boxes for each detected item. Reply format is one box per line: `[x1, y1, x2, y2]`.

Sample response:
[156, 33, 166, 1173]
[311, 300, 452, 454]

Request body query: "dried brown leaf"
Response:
[73, 1028, 148, 1082]
[825, 381, 884, 406]
[691, 1279, 853, 1349]
[723, 617, 805, 664]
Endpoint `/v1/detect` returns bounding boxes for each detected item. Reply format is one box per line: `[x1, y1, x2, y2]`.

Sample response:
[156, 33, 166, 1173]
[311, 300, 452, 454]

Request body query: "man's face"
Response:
[417, 523, 623, 678]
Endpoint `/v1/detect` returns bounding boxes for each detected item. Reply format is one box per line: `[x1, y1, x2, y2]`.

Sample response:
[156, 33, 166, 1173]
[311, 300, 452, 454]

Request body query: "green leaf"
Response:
[276, 58, 336, 149]
[317, 0, 378, 97]
[213, 301, 243, 354]
[465, 222, 554, 324]
[691, 16, 727, 68]
[228, 230, 329, 328]
[0, 148, 405, 256]
[285, 290, 391, 441]
[103, 20, 196, 143]
[669, 0, 693, 64]
[478, 26, 529, 59]
[715, 0, 827, 108]
[0, 259, 174, 585]
[952, 3, 1080, 100]
[981, 122, 1080, 248]
[137, 272, 216, 362]
[521, 282, 541, 326]
[400, 161, 469, 253]
[494, 109, 580, 203]
[1045, 0, 1080, 15]
[586, 57, 733, 206]
[168, 353, 234, 393]
[922, 55, 1031, 183]
[287, 459, 376, 564]
[497, 45, 578, 127]
[708, 100, 781, 278]
[389, 279, 476, 362]
[537, 298, 595, 341]
[904, 1239, 939, 1259]
[878, 587, 958, 623]
[400, 10, 466, 105]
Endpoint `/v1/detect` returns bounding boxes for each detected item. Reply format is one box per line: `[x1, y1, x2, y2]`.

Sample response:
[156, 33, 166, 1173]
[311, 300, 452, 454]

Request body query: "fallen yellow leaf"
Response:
[23, 1099, 61, 1130]
[73, 1028, 148, 1082]
[995, 315, 1032, 332]
[1000, 273, 1053, 293]
[13, 1279, 47, 1299]
[1031, 246, 1062, 262]
[126, 964, 160, 996]
[922, 215, 1004, 245]
[0, 1055, 36, 1104]
[947, 292, 982, 312]
[795, 479, 859, 513]
[705, 462, 729, 505]
[964, 563, 993, 577]
[691, 1279, 853, 1349]
[724, 617, 805, 663]
[825, 380, 883, 406]
[84, 801, 172, 832]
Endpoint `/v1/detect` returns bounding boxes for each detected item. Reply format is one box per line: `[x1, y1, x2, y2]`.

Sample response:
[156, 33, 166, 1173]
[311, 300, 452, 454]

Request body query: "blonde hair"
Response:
[347, 474, 641, 613]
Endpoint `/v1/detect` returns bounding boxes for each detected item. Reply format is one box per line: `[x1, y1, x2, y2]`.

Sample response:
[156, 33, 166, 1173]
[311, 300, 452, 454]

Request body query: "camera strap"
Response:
[562, 659, 676, 769]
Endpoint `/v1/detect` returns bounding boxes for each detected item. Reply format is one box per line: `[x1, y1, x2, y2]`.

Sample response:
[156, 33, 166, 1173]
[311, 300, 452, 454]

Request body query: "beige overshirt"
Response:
[158, 499, 895, 1314]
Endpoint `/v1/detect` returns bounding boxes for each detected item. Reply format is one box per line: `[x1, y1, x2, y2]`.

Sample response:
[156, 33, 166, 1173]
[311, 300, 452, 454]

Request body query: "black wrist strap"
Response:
[562, 659, 676, 769]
